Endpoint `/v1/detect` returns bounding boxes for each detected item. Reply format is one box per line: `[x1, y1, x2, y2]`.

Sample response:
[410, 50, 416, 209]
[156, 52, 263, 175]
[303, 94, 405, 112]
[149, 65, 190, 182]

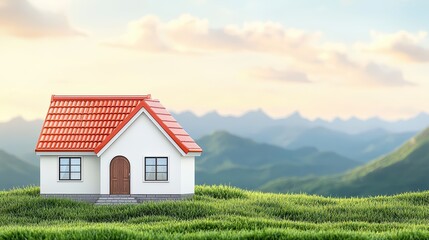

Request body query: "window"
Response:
[59, 157, 81, 180]
[145, 157, 168, 181]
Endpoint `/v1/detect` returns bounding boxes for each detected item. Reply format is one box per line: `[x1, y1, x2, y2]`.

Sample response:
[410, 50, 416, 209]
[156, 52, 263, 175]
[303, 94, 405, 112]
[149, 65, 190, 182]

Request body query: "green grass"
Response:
[3, 186, 429, 239]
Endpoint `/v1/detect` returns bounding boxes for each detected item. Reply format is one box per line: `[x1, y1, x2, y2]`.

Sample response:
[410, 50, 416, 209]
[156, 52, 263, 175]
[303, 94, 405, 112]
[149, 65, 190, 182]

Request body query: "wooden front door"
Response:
[110, 156, 130, 195]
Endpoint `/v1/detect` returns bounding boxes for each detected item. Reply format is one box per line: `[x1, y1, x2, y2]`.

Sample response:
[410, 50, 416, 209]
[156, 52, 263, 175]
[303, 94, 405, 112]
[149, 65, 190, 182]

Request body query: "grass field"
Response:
[2, 186, 429, 239]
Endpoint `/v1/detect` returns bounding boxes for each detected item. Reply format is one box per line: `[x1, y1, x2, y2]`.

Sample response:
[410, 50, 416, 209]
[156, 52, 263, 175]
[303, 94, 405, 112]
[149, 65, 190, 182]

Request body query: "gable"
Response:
[96, 108, 194, 157]
[99, 110, 183, 158]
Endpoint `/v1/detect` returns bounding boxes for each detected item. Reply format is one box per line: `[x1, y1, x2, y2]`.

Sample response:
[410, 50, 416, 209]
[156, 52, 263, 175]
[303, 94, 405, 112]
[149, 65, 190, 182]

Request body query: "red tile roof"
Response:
[35, 95, 202, 154]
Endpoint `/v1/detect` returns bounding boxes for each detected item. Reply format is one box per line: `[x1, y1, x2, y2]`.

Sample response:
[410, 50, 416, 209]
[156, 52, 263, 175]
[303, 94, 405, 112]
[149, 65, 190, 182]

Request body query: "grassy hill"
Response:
[287, 127, 415, 162]
[2, 186, 429, 238]
[196, 131, 360, 189]
[0, 149, 39, 190]
[261, 127, 429, 196]
[175, 110, 417, 162]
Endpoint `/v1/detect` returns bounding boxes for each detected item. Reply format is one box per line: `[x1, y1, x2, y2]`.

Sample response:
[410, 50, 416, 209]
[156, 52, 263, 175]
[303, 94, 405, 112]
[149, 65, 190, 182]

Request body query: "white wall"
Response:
[180, 156, 195, 194]
[39, 155, 100, 194]
[100, 111, 195, 195]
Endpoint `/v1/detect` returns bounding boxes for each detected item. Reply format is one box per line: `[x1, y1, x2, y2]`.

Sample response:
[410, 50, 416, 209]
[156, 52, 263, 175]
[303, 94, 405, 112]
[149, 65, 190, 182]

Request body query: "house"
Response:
[35, 95, 202, 203]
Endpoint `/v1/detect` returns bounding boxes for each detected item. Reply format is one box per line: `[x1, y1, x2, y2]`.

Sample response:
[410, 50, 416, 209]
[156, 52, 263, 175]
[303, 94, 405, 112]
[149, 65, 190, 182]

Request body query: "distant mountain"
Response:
[260, 127, 429, 196]
[173, 110, 429, 138]
[196, 131, 360, 189]
[287, 127, 415, 162]
[0, 117, 43, 166]
[321, 113, 429, 134]
[174, 110, 421, 161]
[0, 112, 422, 169]
[173, 109, 277, 138]
[0, 149, 39, 190]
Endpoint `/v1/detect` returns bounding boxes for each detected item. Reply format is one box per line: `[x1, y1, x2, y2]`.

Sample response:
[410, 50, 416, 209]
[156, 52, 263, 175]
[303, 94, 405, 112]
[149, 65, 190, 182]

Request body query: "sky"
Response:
[1, 0, 429, 122]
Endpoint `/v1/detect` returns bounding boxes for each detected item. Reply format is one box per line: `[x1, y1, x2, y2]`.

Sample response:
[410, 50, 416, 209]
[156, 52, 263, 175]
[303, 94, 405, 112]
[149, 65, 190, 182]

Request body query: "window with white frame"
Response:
[59, 157, 81, 180]
[145, 157, 168, 181]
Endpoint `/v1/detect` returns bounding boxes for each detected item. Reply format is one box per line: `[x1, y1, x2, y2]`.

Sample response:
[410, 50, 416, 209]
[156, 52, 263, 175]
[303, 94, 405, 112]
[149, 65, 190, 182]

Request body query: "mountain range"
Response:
[173, 110, 429, 137]
[0, 130, 360, 191]
[174, 110, 421, 161]
[287, 127, 415, 162]
[2, 112, 422, 165]
[196, 131, 359, 189]
[0, 111, 428, 194]
[260, 127, 429, 196]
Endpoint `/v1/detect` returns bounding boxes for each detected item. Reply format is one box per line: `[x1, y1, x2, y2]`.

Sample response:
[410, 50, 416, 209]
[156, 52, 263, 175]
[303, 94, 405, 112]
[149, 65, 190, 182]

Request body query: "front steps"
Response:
[95, 195, 137, 205]
[41, 193, 194, 204]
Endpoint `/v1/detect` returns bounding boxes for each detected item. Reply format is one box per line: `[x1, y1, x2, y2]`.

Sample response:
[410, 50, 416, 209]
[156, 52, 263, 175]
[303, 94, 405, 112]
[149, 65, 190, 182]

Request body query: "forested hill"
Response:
[261, 127, 429, 196]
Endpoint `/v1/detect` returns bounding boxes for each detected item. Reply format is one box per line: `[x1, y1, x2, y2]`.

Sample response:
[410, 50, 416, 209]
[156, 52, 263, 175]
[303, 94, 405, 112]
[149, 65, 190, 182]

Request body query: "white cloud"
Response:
[310, 52, 413, 87]
[106, 14, 321, 58]
[362, 31, 429, 63]
[107, 14, 414, 87]
[247, 67, 311, 83]
[363, 62, 413, 86]
[0, 0, 84, 38]
[105, 15, 172, 52]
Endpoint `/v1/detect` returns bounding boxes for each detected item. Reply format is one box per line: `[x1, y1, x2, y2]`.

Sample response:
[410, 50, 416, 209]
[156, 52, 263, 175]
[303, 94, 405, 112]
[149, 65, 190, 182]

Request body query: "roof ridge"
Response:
[51, 95, 151, 101]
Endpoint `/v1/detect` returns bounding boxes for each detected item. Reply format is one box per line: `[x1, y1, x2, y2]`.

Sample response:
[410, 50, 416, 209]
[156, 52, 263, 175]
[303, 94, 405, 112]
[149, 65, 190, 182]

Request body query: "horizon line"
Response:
[3, 109, 429, 124]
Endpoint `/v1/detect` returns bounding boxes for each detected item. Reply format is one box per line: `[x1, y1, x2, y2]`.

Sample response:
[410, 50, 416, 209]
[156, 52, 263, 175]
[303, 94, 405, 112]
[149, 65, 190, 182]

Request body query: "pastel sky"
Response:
[1, 0, 429, 121]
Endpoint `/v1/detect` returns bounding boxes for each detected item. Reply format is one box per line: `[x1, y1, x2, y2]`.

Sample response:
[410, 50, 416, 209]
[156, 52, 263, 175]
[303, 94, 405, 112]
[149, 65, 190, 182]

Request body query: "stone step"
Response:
[98, 197, 136, 200]
[95, 202, 137, 205]
[97, 200, 136, 202]
[95, 196, 138, 205]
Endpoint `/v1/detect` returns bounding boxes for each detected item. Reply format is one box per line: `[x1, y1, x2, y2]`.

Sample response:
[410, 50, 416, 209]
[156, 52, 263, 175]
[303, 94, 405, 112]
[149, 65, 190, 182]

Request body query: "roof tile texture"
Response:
[35, 95, 202, 154]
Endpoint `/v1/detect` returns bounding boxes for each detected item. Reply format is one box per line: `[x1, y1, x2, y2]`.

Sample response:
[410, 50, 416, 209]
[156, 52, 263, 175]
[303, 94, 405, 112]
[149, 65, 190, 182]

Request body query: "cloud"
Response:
[363, 62, 414, 86]
[0, 0, 84, 38]
[106, 14, 321, 58]
[108, 14, 414, 87]
[105, 15, 172, 52]
[312, 51, 413, 87]
[247, 67, 311, 83]
[363, 31, 429, 63]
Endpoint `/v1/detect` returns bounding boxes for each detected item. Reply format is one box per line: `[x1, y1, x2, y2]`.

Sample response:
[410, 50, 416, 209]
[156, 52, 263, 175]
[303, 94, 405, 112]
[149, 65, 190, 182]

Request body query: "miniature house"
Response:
[35, 95, 202, 203]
